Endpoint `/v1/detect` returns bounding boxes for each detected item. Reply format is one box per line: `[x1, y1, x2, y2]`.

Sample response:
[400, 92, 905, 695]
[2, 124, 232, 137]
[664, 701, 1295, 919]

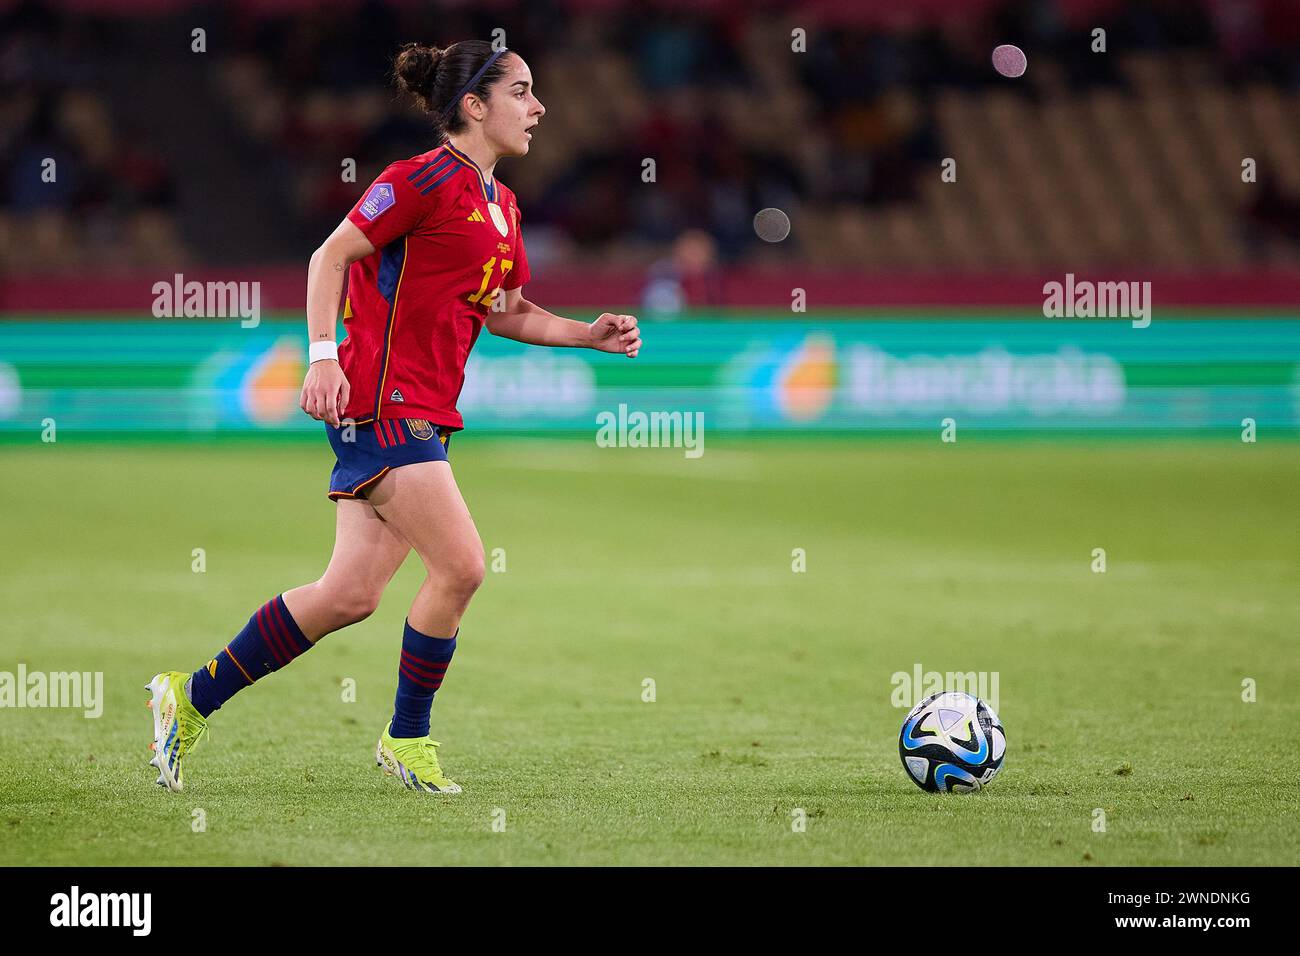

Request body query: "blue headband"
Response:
[443, 47, 508, 118]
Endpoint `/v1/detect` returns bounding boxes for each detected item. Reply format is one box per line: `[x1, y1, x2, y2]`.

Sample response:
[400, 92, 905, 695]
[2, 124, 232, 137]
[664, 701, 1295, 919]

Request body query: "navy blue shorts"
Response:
[326, 418, 453, 501]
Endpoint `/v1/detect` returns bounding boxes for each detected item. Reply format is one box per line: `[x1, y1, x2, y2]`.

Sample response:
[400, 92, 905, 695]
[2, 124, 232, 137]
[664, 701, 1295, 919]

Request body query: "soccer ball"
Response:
[899, 691, 1005, 793]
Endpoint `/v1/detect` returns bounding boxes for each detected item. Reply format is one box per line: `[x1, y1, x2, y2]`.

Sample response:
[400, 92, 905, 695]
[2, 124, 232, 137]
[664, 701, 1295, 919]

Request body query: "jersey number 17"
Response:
[469, 256, 514, 308]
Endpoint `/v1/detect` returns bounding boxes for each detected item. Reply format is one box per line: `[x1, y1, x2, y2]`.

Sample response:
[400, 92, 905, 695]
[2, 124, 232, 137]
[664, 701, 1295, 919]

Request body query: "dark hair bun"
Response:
[394, 42, 442, 110]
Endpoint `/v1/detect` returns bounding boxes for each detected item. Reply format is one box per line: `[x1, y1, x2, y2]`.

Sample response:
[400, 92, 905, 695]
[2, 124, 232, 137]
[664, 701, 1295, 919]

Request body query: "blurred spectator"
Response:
[642, 229, 722, 315]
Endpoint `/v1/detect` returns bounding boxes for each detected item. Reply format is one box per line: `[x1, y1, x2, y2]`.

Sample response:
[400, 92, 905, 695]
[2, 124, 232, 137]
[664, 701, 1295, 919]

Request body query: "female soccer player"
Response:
[145, 40, 641, 794]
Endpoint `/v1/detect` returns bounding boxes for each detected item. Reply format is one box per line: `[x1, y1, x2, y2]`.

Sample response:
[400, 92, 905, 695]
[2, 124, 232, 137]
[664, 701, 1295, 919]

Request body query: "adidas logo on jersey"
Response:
[390, 389, 404, 402]
[466, 209, 486, 223]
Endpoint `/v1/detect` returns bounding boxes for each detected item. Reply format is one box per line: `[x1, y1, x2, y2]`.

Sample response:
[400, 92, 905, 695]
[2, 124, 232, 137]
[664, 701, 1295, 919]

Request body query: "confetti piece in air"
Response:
[992, 44, 1027, 78]
[753, 208, 791, 243]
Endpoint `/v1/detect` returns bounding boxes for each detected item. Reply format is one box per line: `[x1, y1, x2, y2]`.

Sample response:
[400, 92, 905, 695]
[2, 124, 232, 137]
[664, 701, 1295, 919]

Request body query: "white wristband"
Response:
[309, 340, 338, 364]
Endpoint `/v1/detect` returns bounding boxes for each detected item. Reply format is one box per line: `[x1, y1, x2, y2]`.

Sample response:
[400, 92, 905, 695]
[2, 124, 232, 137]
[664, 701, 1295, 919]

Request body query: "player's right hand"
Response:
[300, 359, 350, 428]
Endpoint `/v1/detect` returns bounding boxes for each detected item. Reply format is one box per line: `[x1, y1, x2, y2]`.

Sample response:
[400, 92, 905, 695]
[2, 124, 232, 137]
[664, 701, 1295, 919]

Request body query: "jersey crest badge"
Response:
[359, 183, 395, 221]
[487, 202, 509, 237]
[406, 419, 435, 440]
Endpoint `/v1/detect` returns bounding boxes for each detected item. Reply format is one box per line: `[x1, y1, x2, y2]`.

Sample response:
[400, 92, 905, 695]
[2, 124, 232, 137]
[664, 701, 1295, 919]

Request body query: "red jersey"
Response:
[338, 142, 530, 428]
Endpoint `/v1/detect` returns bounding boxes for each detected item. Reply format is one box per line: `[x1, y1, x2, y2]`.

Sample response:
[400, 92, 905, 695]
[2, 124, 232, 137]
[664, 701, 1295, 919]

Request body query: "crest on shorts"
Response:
[487, 202, 509, 237]
[406, 419, 435, 441]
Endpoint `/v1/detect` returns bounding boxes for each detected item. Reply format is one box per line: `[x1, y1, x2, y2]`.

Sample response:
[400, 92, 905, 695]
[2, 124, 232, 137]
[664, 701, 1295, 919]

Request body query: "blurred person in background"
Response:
[642, 228, 722, 316]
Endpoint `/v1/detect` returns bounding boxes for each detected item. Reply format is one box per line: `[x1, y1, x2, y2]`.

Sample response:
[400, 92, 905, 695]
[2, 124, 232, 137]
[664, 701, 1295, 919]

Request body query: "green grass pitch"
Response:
[1, 437, 1297, 865]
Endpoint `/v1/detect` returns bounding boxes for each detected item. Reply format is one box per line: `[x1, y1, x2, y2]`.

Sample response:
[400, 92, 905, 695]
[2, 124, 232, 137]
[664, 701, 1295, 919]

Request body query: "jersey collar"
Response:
[442, 142, 498, 203]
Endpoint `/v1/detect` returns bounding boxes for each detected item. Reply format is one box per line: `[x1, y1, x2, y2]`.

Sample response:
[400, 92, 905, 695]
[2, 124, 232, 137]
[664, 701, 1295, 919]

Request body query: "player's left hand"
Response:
[590, 313, 640, 358]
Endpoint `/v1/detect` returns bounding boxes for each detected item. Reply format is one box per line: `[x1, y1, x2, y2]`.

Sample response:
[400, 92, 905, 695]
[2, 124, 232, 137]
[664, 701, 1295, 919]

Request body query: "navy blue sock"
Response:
[390, 621, 457, 739]
[188, 594, 314, 718]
